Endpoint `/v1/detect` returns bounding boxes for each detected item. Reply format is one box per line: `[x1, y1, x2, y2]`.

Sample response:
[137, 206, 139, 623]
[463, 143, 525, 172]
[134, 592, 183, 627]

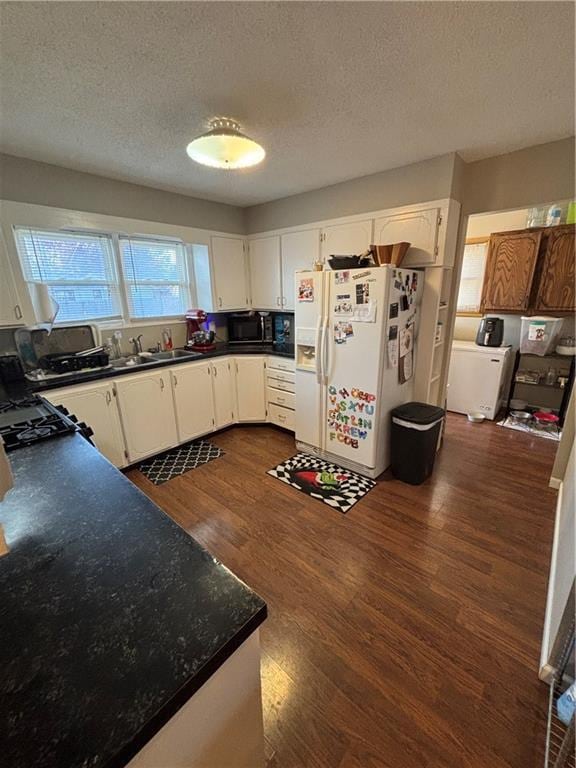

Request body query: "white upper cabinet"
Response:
[320, 220, 373, 262]
[0, 235, 24, 327]
[43, 381, 127, 468]
[234, 356, 266, 422]
[194, 237, 249, 312]
[281, 229, 320, 310]
[171, 361, 215, 443]
[373, 206, 442, 267]
[114, 370, 178, 463]
[249, 236, 282, 310]
[211, 357, 235, 429]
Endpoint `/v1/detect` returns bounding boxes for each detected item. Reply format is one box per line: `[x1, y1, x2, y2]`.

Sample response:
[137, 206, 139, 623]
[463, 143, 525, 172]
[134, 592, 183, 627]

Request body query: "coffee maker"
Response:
[476, 317, 504, 347]
[185, 309, 216, 351]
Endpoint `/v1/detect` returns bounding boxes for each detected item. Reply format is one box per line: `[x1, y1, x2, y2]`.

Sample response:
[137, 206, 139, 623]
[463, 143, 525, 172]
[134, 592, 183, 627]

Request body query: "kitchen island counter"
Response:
[0, 432, 266, 768]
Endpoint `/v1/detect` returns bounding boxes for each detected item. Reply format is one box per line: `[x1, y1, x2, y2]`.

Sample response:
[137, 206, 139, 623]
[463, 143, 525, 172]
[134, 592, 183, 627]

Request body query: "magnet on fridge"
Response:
[400, 294, 409, 311]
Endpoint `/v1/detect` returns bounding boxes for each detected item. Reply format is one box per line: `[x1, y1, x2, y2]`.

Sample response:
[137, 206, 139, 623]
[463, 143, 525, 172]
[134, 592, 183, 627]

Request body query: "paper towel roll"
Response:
[31, 283, 59, 328]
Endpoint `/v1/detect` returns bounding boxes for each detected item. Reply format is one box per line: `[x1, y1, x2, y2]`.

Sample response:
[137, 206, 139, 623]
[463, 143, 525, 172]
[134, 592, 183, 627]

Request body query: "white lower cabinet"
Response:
[235, 356, 266, 422]
[171, 361, 215, 443]
[265, 357, 296, 432]
[211, 358, 236, 430]
[44, 380, 127, 468]
[41, 354, 293, 465]
[114, 370, 178, 463]
[268, 403, 295, 431]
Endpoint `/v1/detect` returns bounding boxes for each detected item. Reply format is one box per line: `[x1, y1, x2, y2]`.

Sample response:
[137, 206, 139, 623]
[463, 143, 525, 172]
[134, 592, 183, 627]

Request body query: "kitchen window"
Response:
[119, 237, 190, 319]
[456, 238, 489, 315]
[15, 228, 122, 322]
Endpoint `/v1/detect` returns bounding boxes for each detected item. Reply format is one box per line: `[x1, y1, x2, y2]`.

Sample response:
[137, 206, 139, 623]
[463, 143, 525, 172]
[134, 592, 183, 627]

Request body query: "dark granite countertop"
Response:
[30, 342, 294, 392]
[0, 433, 266, 768]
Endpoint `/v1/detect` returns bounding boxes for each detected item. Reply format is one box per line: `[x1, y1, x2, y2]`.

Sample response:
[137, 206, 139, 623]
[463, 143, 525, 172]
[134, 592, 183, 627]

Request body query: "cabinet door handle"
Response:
[282, 297, 286, 306]
[160, 377, 165, 390]
[173, 374, 178, 387]
[213, 365, 217, 378]
[218, 297, 223, 308]
[14, 304, 22, 319]
[105, 391, 112, 405]
[277, 297, 281, 306]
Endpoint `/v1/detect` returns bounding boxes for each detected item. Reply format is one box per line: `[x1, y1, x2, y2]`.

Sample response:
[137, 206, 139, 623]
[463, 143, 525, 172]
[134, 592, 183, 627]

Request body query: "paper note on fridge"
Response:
[399, 325, 414, 383]
[352, 300, 377, 323]
[334, 294, 354, 316]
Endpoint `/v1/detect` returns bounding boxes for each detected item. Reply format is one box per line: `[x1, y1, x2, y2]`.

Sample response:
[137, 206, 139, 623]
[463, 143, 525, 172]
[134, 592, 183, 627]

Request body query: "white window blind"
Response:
[457, 241, 489, 313]
[15, 228, 121, 322]
[119, 237, 189, 319]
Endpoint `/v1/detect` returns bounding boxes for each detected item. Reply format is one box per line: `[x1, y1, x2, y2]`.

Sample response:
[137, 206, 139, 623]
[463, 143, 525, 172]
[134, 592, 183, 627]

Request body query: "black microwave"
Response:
[227, 312, 273, 344]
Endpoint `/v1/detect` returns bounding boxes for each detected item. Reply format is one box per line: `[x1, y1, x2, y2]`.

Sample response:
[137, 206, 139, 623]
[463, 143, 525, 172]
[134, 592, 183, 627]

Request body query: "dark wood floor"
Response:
[127, 413, 559, 768]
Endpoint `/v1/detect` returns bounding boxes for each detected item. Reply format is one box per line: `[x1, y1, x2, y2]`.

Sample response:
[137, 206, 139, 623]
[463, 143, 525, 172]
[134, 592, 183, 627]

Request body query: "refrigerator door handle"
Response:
[322, 317, 330, 384]
[315, 317, 323, 384]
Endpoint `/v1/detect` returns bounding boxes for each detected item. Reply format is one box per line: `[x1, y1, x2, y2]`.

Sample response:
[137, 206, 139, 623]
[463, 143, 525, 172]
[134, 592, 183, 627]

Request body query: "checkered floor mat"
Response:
[138, 440, 224, 485]
[267, 452, 375, 514]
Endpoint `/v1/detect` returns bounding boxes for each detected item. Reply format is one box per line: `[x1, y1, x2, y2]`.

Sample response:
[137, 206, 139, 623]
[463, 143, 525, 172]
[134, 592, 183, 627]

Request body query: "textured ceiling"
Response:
[0, 1, 574, 207]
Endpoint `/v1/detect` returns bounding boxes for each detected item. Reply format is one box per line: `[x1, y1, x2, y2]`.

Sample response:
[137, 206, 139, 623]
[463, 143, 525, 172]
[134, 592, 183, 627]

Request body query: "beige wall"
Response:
[461, 137, 575, 215]
[551, 390, 575, 486]
[245, 153, 459, 233]
[0, 153, 245, 234]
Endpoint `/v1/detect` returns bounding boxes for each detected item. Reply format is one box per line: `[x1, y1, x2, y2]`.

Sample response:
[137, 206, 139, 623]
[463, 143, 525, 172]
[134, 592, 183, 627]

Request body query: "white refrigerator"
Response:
[295, 265, 424, 478]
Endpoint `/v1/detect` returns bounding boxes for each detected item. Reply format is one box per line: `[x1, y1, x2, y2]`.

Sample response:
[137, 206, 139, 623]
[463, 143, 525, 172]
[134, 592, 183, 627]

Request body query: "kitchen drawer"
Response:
[268, 403, 295, 431]
[266, 375, 295, 393]
[267, 387, 295, 410]
[267, 356, 295, 373]
[266, 368, 294, 384]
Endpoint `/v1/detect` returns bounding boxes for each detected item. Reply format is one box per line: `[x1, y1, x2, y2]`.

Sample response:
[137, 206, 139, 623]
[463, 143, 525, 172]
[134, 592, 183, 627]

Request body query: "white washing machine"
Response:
[447, 341, 512, 420]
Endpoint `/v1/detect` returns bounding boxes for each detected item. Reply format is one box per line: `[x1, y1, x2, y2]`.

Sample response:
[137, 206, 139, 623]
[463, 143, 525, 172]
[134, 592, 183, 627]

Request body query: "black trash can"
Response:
[390, 402, 445, 485]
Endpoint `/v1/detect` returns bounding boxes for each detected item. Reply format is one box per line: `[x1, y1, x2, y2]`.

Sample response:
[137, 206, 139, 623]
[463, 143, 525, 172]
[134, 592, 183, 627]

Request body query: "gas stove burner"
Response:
[0, 394, 89, 451]
[0, 396, 42, 413]
[17, 424, 57, 443]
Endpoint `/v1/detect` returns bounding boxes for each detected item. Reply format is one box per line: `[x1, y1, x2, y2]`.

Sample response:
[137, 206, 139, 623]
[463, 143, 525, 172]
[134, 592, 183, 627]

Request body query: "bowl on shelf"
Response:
[533, 411, 559, 425]
[510, 398, 528, 410]
[510, 410, 532, 423]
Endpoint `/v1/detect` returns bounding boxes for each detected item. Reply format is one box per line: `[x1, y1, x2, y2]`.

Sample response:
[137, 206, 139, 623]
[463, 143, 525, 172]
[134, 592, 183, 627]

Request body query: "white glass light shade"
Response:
[186, 118, 265, 169]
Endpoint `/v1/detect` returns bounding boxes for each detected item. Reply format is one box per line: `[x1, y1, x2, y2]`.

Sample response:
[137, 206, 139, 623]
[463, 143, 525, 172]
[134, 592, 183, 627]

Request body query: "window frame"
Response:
[456, 237, 490, 317]
[14, 226, 124, 324]
[12, 225, 197, 328]
[116, 234, 193, 323]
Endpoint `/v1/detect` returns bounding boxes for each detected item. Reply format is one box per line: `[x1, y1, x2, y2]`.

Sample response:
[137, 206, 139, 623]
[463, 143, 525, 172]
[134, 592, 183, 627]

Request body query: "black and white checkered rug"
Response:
[138, 440, 224, 485]
[267, 452, 375, 514]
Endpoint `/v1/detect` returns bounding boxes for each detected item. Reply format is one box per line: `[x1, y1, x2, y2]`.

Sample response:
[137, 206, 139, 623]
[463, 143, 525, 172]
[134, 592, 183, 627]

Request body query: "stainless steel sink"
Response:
[110, 355, 152, 369]
[149, 350, 201, 360]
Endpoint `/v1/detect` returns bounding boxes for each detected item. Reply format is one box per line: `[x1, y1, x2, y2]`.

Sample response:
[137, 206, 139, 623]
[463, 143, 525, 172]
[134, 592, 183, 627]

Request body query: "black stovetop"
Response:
[0, 395, 78, 451]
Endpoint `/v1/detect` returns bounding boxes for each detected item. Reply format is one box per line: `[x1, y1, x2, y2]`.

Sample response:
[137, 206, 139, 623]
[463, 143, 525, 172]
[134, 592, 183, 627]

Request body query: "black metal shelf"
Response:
[506, 351, 575, 427]
[515, 380, 566, 390]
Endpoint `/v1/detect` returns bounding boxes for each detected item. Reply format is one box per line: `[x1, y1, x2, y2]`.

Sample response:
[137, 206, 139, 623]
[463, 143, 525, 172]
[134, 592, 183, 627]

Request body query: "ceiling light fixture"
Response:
[186, 118, 265, 170]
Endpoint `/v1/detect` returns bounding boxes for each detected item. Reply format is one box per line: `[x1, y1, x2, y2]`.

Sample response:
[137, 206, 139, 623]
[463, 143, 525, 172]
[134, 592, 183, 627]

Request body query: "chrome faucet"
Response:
[129, 334, 143, 355]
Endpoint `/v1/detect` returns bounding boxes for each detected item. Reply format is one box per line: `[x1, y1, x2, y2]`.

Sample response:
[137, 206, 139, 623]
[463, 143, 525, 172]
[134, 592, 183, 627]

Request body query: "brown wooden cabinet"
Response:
[481, 224, 575, 315]
[534, 225, 575, 312]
